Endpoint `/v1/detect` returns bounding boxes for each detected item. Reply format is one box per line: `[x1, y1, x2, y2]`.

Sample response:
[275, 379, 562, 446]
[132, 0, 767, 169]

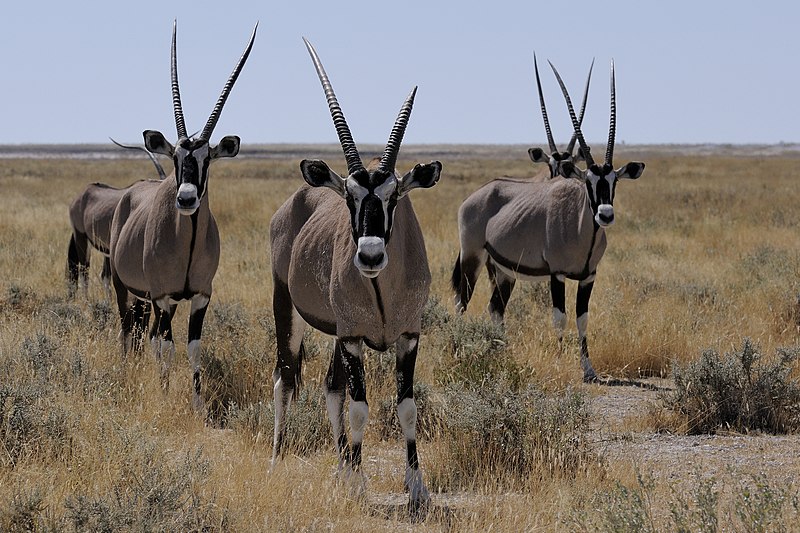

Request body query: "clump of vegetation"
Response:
[435, 315, 531, 389]
[0, 487, 49, 533]
[63, 447, 227, 532]
[228, 384, 329, 456]
[666, 338, 800, 434]
[427, 382, 590, 490]
[421, 295, 451, 333]
[571, 470, 800, 532]
[0, 382, 74, 467]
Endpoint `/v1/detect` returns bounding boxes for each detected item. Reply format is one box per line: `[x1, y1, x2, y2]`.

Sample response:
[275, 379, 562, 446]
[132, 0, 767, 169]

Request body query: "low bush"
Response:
[666, 338, 800, 434]
[427, 382, 591, 489]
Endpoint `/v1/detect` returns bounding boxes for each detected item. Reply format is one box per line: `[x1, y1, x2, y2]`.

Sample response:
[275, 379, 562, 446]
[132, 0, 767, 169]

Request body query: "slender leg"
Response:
[151, 297, 176, 390]
[486, 261, 516, 325]
[112, 270, 134, 357]
[188, 294, 210, 413]
[326, 339, 350, 470]
[452, 251, 486, 314]
[100, 256, 112, 300]
[550, 274, 567, 350]
[576, 275, 598, 382]
[396, 333, 430, 509]
[340, 338, 368, 473]
[67, 231, 90, 298]
[272, 277, 306, 465]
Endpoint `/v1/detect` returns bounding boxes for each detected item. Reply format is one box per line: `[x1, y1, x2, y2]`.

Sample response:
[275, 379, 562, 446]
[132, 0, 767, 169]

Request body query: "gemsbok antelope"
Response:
[451, 59, 645, 382]
[66, 139, 167, 299]
[528, 54, 593, 179]
[109, 21, 255, 411]
[269, 38, 441, 508]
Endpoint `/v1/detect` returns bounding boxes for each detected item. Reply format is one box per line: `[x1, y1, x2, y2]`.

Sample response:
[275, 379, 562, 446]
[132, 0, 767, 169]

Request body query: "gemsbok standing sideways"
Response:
[451, 59, 644, 382]
[67, 140, 167, 299]
[527, 54, 593, 179]
[269, 38, 441, 508]
[109, 21, 256, 411]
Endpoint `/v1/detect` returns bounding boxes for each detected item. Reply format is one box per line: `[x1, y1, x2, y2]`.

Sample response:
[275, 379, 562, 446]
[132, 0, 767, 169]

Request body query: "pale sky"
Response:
[0, 0, 796, 146]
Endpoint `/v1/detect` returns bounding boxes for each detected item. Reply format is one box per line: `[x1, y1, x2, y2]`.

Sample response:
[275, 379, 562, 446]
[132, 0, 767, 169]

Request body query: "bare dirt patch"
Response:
[587, 379, 800, 488]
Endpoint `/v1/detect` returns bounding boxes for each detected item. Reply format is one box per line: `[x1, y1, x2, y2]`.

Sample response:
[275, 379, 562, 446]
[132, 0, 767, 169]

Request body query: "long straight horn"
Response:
[567, 58, 594, 154]
[605, 59, 616, 167]
[549, 60, 595, 167]
[379, 87, 416, 173]
[199, 23, 258, 141]
[303, 38, 363, 175]
[534, 53, 557, 154]
[171, 20, 188, 139]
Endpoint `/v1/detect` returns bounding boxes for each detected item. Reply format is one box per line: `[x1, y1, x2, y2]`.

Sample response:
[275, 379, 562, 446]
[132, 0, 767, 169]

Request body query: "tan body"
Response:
[67, 182, 144, 297]
[271, 185, 430, 349]
[459, 177, 606, 281]
[111, 178, 219, 301]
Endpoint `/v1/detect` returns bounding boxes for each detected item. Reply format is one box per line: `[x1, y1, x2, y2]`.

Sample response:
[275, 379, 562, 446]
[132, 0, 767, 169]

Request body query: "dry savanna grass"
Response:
[1, 148, 800, 530]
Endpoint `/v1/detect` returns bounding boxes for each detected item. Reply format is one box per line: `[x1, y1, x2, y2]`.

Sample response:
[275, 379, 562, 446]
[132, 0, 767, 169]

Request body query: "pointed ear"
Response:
[143, 130, 174, 157]
[398, 161, 442, 197]
[559, 161, 584, 180]
[528, 147, 548, 164]
[616, 161, 645, 180]
[300, 159, 345, 197]
[211, 135, 241, 159]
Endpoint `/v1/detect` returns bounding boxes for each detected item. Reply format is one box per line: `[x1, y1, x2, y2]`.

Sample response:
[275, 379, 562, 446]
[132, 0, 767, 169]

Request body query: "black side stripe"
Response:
[370, 278, 387, 327]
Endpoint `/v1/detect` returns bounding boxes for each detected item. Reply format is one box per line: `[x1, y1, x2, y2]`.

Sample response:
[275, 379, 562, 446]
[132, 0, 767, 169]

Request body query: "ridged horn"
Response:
[109, 137, 167, 180]
[171, 20, 187, 139]
[199, 22, 258, 141]
[566, 58, 594, 155]
[379, 87, 416, 173]
[302, 38, 363, 175]
[548, 60, 596, 168]
[605, 59, 616, 166]
[534, 53, 557, 154]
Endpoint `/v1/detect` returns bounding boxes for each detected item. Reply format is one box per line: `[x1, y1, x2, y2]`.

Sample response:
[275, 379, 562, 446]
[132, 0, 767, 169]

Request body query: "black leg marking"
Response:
[487, 261, 515, 322]
[273, 277, 302, 396]
[550, 274, 566, 315]
[397, 334, 420, 469]
[576, 280, 593, 318]
[67, 231, 90, 294]
[576, 279, 598, 382]
[188, 299, 209, 397]
[112, 271, 134, 339]
[340, 338, 367, 470]
[131, 299, 151, 352]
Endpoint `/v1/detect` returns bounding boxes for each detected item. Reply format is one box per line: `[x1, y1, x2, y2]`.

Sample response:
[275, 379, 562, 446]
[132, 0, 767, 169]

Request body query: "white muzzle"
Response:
[354, 236, 388, 278]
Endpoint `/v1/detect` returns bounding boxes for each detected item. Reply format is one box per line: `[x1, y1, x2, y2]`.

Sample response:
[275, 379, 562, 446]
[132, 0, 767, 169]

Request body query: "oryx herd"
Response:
[65, 22, 644, 508]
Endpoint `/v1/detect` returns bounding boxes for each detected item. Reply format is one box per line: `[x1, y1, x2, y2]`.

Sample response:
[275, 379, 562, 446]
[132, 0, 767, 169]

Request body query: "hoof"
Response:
[583, 371, 598, 383]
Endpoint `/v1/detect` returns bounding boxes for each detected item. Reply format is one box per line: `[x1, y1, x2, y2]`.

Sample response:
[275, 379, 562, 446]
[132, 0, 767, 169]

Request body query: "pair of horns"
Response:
[171, 20, 257, 142]
[549, 59, 617, 168]
[534, 53, 593, 156]
[303, 38, 414, 175]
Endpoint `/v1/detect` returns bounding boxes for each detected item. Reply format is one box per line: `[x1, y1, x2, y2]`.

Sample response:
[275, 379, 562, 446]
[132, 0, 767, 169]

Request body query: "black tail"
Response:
[451, 252, 462, 295]
[294, 342, 305, 400]
[66, 232, 89, 294]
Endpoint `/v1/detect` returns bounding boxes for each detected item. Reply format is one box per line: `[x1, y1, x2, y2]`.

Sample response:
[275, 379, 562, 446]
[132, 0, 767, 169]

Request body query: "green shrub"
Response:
[666, 339, 800, 434]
